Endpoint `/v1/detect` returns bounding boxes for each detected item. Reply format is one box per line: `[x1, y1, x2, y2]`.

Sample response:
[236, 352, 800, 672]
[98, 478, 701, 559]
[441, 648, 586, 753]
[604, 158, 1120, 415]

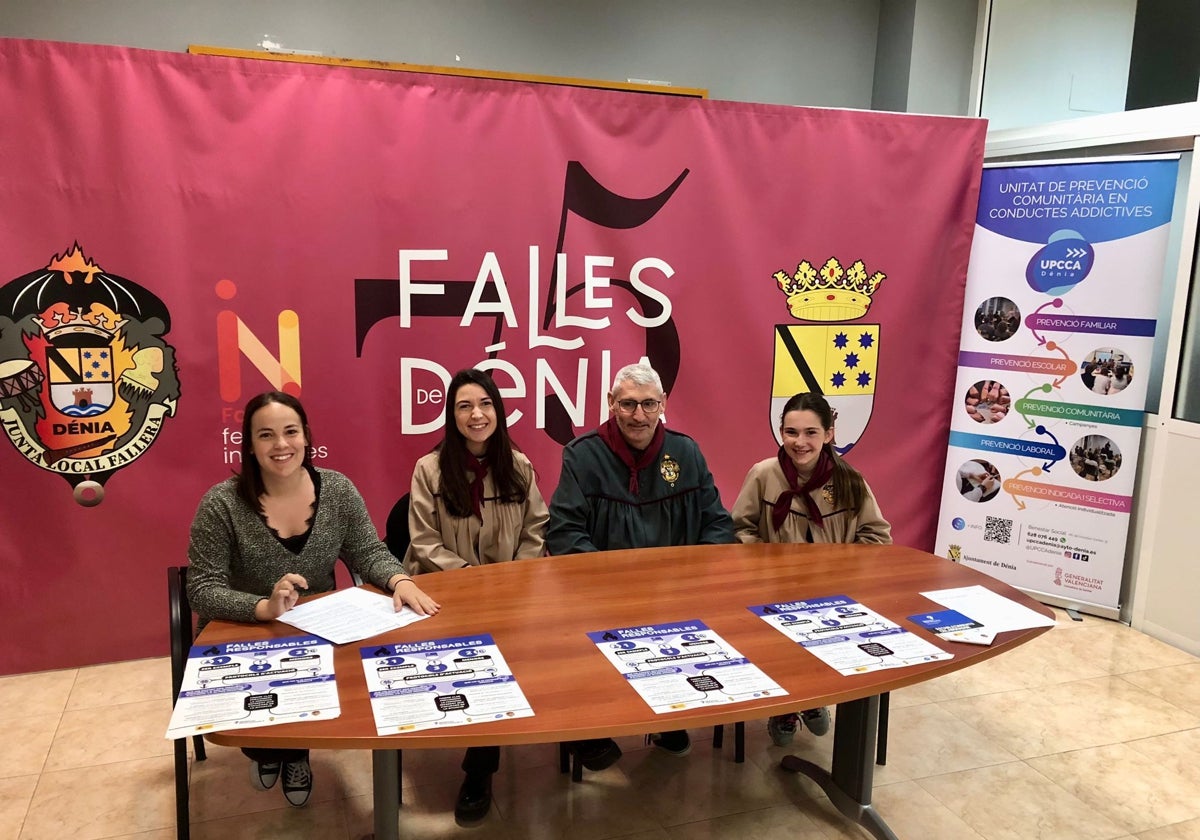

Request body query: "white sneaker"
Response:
[248, 760, 281, 791]
[800, 707, 831, 737]
[767, 713, 799, 746]
[281, 759, 313, 807]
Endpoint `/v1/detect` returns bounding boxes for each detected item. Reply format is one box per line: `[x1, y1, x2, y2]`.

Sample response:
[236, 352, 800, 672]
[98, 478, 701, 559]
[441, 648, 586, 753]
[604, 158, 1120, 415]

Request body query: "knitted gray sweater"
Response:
[187, 468, 403, 624]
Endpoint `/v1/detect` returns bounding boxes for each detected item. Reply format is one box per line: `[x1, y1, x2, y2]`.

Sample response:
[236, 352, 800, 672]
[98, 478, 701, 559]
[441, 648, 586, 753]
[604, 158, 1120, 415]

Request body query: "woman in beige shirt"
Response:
[731, 392, 891, 746]
[402, 368, 548, 824]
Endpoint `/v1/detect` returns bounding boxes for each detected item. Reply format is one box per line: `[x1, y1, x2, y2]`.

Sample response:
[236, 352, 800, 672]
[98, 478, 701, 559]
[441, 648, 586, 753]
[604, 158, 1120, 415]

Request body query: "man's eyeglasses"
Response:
[615, 399, 663, 415]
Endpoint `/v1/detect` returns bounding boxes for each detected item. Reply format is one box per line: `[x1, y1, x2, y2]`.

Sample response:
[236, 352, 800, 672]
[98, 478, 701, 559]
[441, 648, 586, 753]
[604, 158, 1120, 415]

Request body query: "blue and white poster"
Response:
[935, 157, 1179, 613]
[587, 620, 786, 713]
[750, 595, 952, 675]
[360, 633, 534, 735]
[165, 635, 339, 739]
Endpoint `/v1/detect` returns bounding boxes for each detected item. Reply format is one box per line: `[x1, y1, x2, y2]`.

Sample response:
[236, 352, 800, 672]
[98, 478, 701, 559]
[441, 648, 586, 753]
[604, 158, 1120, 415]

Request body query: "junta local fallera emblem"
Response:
[660, 453, 680, 486]
[770, 257, 884, 455]
[0, 245, 179, 505]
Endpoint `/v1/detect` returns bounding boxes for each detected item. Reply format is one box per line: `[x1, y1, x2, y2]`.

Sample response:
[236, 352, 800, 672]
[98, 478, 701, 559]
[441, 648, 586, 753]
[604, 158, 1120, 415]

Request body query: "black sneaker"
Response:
[454, 772, 493, 825]
[649, 729, 691, 756]
[570, 738, 622, 771]
[248, 760, 281, 790]
[281, 758, 312, 807]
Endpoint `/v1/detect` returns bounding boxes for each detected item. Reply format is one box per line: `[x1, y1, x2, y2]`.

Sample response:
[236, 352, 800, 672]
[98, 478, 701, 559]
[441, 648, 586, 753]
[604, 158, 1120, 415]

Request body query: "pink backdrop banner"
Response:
[0, 38, 985, 675]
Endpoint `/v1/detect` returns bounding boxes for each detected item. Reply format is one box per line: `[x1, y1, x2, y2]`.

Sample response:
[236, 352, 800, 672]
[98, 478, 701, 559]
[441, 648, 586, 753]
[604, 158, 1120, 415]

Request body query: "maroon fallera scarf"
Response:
[772, 446, 834, 531]
[466, 453, 488, 519]
[597, 417, 666, 495]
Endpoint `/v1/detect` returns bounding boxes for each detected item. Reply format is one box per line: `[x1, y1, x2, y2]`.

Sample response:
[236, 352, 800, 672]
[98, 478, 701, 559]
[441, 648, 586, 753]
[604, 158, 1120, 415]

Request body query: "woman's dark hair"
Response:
[235, 391, 314, 512]
[779, 392, 867, 511]
[439, 369, 529, 518]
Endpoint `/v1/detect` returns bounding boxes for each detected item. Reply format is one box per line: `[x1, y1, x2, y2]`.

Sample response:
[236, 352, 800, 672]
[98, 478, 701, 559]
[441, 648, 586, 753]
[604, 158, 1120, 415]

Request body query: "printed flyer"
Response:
[907, 609, 995, 646]
[587, 620, 785, 714]
[360, 634, 534, 735]
[749, 595, 952, 675]
[165, 635, 339, 739]
[935, 157, 1179, 613]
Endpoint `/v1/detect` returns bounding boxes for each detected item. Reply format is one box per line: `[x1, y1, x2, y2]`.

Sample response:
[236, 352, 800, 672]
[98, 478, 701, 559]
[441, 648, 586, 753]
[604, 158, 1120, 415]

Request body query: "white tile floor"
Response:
[3, 608, 1199, 839]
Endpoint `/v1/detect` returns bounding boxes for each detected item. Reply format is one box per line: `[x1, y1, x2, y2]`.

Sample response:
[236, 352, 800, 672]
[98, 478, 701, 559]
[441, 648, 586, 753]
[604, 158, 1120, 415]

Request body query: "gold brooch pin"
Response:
[660, 454, 680, 487]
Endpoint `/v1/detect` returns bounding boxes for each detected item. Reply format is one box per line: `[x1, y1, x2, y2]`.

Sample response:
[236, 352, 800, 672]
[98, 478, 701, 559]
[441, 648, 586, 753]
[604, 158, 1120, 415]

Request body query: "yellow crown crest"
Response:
[38, 306, 126, 342]
[773, 258, 884, 322]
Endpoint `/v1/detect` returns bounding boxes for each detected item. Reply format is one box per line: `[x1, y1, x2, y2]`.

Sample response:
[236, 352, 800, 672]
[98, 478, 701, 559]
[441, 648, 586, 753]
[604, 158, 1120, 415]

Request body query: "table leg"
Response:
[779, 696, 899, 840]
[367, 749, 400, 840]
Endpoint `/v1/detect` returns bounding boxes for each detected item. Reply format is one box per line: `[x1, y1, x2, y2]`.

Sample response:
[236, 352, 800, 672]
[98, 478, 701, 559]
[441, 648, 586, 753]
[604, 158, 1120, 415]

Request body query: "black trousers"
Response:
[462, 745, 500, 776]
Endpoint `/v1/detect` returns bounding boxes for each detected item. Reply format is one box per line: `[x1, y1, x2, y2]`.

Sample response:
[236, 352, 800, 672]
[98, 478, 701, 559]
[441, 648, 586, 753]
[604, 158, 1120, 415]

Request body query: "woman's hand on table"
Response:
[389, 574, 441, 616]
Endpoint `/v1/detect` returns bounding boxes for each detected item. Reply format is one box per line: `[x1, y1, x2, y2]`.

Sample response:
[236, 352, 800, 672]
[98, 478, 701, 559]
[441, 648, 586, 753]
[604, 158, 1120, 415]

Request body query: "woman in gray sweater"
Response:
[187, 391, 439, 807]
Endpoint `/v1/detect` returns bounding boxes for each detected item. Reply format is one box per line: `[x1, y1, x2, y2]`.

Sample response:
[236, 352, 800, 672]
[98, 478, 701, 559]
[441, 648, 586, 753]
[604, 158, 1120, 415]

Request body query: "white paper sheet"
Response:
[276, 586, 430, 644]
[920, 585, 1055, 633]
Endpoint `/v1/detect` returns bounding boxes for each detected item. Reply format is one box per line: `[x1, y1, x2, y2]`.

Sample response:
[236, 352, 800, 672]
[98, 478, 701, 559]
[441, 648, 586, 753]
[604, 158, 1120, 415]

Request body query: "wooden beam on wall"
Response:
[187, 45, 707, 99]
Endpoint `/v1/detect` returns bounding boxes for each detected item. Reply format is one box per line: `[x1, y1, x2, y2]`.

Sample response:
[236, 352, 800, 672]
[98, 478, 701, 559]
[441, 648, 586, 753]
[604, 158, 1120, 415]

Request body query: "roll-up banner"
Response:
[935, 156, 1180, 616]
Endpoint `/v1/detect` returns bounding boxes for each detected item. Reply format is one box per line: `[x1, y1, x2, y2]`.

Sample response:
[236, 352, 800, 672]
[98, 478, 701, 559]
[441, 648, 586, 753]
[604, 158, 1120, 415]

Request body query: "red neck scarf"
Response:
[466, 453, 488, 520]
[772, 446, 834, 531]
[597, 417, 665, 495]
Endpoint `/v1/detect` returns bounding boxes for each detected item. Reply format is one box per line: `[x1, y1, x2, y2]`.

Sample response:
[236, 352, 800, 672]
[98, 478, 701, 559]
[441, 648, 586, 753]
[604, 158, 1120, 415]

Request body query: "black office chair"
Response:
[384, 493, 411, 560]
[712, 722, 746, 763]
[168, 566, 208, 840]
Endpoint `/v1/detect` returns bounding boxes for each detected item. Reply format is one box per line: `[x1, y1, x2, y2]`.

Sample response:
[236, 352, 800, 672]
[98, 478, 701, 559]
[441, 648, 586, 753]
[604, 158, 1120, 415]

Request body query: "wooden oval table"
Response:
[199, 543, 1054, 840]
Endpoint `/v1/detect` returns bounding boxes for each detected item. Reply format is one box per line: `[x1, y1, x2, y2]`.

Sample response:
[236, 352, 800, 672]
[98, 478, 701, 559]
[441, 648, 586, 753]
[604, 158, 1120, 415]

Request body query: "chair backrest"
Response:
[384, 492, 411, 560]
[168, 565, 209, 838]
[167, 566, 194, 703]
[333, 493, 409, 588]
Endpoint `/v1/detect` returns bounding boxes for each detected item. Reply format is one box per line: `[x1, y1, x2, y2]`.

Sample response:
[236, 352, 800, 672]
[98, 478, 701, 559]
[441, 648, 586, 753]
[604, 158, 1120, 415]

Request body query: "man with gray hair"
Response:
[548, 361, 734, 766]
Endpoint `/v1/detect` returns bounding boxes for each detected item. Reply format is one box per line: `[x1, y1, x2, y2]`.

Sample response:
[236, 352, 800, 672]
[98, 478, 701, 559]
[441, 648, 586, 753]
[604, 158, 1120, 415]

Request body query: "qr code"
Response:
[984, 516, 1013, 544]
